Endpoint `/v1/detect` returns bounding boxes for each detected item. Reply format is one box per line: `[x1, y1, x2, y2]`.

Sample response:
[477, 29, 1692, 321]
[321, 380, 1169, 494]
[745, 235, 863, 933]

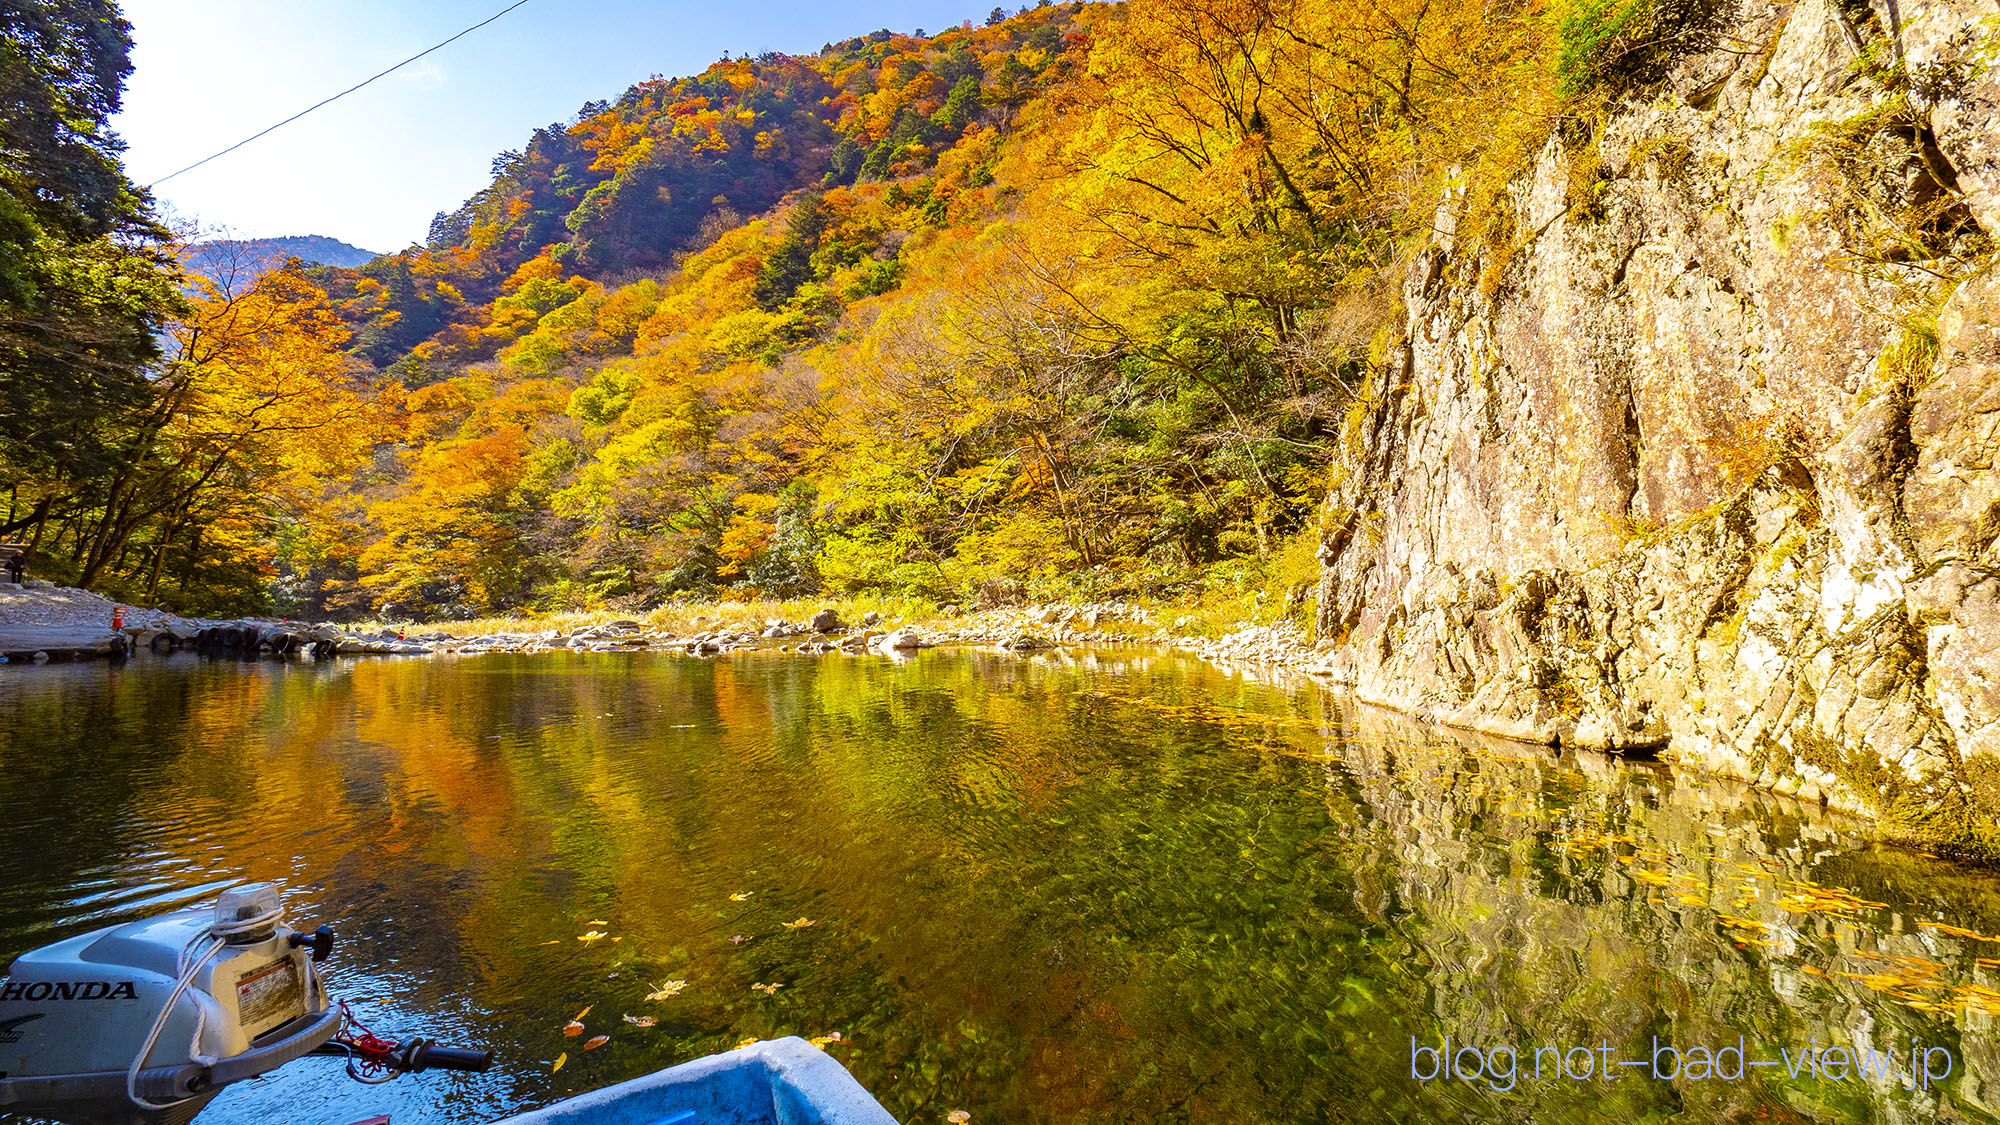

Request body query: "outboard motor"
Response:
[0, 882, 484, 1125]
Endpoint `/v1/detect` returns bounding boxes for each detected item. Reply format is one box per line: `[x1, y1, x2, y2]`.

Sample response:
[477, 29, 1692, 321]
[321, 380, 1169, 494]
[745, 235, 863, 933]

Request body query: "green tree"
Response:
[932, 75, 983, 136]
[751, 193, 828, 311]
[0, 0, 184, 536]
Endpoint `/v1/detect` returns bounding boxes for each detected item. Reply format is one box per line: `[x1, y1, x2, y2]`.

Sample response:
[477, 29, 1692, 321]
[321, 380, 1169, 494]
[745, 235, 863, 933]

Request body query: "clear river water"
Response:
[3, 649, 2000, 1124]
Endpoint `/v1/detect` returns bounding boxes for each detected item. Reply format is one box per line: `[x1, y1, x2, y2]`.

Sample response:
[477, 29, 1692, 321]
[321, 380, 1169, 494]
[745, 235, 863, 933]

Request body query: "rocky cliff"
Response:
[1313, 0, 2000, 852]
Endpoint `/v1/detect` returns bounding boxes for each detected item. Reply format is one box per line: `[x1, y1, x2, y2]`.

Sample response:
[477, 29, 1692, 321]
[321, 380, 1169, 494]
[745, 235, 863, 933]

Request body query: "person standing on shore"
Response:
[4, 550, 22, 585]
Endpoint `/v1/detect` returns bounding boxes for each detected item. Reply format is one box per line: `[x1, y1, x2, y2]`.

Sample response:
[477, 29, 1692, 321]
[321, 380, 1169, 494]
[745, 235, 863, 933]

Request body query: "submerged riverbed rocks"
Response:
[1310, 0, 2000, 850]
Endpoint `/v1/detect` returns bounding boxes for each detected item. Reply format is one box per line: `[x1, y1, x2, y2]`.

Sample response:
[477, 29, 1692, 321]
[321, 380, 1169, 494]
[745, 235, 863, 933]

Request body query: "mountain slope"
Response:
[185, 235, 381, 286]
[281, 0, 1537, 621]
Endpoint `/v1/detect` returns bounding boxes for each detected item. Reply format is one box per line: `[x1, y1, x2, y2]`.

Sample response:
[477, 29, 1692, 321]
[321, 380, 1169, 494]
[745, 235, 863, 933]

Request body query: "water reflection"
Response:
[0, 651, 1996, 1123]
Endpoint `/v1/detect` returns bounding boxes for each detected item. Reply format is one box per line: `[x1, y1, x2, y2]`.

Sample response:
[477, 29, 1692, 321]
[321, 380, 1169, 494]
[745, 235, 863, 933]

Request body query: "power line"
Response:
[149, 0, 535, 187]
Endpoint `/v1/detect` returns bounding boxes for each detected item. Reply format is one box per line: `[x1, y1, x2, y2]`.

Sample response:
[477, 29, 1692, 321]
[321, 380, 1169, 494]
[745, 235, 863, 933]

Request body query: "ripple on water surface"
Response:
[4, 650, 2000, 1124]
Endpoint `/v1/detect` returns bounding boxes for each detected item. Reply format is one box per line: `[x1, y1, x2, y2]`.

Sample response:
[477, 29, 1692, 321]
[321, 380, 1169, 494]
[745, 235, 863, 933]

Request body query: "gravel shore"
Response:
[0, 584, 1327, 673]
[0, 584, 203, 633]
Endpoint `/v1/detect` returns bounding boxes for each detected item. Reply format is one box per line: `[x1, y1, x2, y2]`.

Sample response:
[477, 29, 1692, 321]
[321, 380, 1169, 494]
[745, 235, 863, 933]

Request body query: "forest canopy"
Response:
[4, 0, 1600, 619]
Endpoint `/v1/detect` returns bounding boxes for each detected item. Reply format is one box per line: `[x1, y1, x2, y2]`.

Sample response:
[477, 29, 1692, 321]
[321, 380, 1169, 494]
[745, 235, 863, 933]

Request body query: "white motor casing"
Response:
[0, 897, 337, 1125]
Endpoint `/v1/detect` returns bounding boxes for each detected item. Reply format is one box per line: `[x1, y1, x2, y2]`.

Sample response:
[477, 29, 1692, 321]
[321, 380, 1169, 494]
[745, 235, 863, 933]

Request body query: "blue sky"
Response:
[113, 0, 992, 252]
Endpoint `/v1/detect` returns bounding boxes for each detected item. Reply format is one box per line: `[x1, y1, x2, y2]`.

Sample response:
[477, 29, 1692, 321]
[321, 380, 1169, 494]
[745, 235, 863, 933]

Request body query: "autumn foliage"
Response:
[7, 0, 1571, 617]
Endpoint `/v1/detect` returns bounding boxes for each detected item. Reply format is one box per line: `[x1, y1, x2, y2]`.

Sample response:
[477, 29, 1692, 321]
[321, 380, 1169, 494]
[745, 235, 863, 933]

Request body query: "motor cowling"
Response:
[0, 884, 338, 1125]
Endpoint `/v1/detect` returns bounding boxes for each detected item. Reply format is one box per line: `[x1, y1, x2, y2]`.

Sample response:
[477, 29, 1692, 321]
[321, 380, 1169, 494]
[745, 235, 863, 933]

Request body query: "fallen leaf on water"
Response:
[623, 1014, 656, 1028]
[552, 1052, 567, 1073]
[752, 981, 783, 995]
[586, 919, 610, 926]
[1921, 920, 2000, 942]
[645, 980, 686, 1001]
[730, 892, 753, 901]
[584, 1035, 609, 1050]
[573, 1005, 594, 1020]
[579, 931, 608, 942]
[736, 1036, 760, 1049]
[729, 934, 749, 943]
[808, 1030, 844, 1048]
[948, 1112, 971, 1123]
[563, 1021, 585, 1037]
[781, 917, 816, 929]
[538, 940, 562, 946]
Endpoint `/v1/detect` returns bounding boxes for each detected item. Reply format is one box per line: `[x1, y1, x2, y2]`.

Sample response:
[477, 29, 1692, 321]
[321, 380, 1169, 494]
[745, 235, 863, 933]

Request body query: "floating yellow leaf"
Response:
[730, 892, 753, 901]
[623, 1014, 656, 1028]
[781, 917, 816, 929]
[584, 1035, 609, 1050]
[1771, 882, 1887, 916]
[948, 1112, 971, 1123]
[736, 1037, 760, 1050]
[574, 1005, 594, 1020]
[587, 920, 609, 926]
[809, 1030, 844, 1048]
[645, 980, 686, 1001]
[564, 1020, 585, 1037]
[538, 940, 562, 946]
[752, 981, 783, 995]
[579, 931, 608, 942]
[552, 1052, 567, 1073]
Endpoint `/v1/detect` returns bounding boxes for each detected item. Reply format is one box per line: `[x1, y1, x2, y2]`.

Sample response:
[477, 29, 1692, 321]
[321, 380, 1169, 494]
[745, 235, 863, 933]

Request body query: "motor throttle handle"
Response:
[396, 1039, 493, 1073]
[290, 924, 335, 961]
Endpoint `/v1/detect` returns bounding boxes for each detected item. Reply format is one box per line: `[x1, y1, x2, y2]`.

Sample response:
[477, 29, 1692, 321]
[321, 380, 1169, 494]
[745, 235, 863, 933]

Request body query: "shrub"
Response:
[1556, 0, 1733, 100]
[1556, 0, 1657, 99]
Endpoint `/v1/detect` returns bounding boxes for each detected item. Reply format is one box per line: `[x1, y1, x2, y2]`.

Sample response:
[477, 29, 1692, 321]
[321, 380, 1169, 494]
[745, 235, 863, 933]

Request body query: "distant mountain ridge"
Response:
[184, 235, 381, 286]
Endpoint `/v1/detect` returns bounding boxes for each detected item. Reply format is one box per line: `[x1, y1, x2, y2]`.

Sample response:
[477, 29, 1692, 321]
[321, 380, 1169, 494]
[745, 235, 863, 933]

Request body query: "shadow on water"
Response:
[2, 649, 1998, 1123]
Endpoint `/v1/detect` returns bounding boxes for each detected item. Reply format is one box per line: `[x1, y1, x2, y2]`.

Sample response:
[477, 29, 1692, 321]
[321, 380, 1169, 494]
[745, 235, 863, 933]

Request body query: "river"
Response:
[2, 649, 1998, 1123]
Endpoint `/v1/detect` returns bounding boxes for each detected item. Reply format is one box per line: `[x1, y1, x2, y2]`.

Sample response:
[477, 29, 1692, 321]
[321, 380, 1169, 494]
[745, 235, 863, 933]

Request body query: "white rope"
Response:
[124, 898, 286, 1111]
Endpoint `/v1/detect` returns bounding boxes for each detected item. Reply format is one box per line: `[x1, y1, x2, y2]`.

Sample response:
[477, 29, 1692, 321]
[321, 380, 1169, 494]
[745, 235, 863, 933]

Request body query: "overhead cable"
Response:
[150, 0, 534, 186]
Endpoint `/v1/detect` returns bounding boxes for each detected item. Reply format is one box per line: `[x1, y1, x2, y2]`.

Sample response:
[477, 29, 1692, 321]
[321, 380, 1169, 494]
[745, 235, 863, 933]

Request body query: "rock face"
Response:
[1314, 0, 2000, 851]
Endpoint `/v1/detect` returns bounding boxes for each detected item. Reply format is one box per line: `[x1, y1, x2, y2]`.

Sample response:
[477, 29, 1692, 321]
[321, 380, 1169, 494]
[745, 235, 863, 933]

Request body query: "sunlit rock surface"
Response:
[1314, 0, 2000, 851]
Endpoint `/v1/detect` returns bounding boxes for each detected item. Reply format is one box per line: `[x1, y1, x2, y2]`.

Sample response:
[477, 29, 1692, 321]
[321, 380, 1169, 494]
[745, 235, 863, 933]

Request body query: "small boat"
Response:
[492, 1036, 898, 1125]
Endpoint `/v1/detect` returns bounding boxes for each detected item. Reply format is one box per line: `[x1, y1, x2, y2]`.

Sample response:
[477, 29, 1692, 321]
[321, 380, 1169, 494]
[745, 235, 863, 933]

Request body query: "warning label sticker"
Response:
[235, 958, 303, 1037]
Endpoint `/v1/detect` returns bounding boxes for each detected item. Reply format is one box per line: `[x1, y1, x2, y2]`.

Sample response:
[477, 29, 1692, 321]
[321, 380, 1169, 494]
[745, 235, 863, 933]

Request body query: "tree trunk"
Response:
[145, 520, 177, 604]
